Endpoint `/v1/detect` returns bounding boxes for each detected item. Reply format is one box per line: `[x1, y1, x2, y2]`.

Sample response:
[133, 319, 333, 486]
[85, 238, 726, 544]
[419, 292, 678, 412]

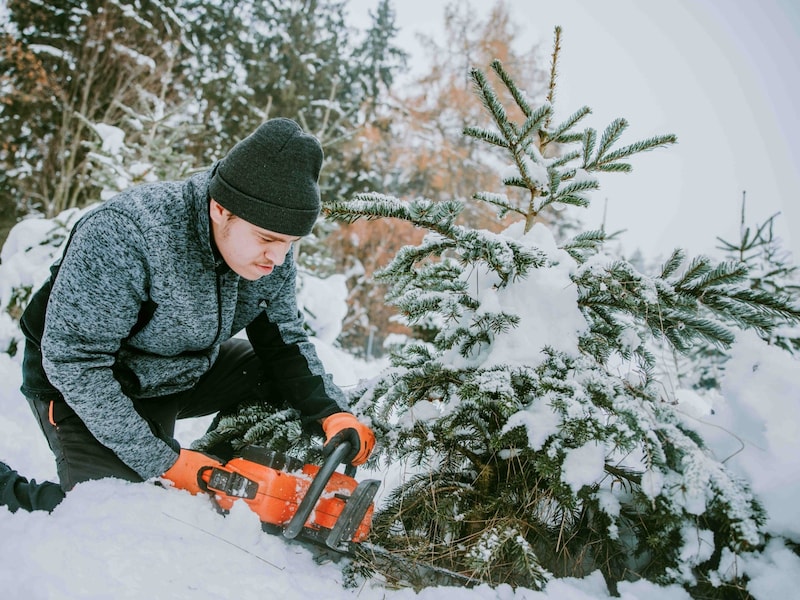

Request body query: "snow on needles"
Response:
[447, 220, 587, 371]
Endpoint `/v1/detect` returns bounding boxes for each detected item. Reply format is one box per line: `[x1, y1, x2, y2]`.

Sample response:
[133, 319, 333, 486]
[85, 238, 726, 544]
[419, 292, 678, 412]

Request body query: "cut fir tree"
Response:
[326, 30, 800, 598]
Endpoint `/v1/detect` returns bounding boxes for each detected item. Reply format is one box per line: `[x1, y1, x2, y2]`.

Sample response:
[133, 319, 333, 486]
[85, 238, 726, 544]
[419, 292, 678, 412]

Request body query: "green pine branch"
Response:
[561, 229, 608, 263]
[472, 191, 522, 219]
[464, 60, 676, 231]
[546, 106, 592, 145]
[325, 193, 463, 234]
[341, 32, 780, 594]
[549, 177, 600, 208]
[659, 248, 685, 279]
[491, 58, 535, 121]
[585, 127, 679, 173]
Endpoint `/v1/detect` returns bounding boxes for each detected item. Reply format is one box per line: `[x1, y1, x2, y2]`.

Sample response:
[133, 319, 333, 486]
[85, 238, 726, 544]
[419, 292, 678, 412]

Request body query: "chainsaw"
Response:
[167, 445, 483, 589]
[168, 441, 380, 553]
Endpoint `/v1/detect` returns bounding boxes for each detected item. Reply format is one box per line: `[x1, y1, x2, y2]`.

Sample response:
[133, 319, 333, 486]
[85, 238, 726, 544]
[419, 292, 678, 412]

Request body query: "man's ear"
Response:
[209, 198, 228, 224]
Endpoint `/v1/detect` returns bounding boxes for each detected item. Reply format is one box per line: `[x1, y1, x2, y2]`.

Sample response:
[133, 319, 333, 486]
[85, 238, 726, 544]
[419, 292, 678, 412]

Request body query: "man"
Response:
[2, 118, 374, 512]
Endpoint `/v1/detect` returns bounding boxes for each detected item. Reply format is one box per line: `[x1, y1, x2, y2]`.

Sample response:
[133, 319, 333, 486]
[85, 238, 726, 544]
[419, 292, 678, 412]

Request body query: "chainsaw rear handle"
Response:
[283, 440, 353, 540]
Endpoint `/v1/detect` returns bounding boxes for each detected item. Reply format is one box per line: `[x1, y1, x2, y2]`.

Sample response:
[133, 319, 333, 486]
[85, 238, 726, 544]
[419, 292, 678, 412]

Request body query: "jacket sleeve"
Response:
[246, 255, 345, 425]
[40, 209, 178, 479]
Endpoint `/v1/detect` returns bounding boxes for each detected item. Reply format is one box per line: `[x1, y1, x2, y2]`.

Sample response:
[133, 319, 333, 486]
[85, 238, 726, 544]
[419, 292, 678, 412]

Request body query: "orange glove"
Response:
[162, 449, 223, 494]
[322, 412, 375, 466]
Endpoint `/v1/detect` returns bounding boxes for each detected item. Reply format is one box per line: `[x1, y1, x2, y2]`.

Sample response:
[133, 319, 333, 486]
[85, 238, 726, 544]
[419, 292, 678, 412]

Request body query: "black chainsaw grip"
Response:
[283, 441, 352, 540]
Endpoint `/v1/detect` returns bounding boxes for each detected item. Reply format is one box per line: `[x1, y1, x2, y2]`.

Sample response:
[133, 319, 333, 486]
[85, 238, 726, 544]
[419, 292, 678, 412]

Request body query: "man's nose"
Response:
[265, 241, 291, 265]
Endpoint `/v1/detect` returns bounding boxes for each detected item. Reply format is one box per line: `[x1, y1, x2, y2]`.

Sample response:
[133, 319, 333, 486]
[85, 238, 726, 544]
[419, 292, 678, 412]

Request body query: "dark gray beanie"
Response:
[208, 118, 323, 236]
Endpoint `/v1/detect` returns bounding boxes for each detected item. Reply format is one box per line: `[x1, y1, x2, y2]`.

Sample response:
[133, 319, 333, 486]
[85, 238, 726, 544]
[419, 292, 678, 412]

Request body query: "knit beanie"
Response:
[208, 118, 323, 236]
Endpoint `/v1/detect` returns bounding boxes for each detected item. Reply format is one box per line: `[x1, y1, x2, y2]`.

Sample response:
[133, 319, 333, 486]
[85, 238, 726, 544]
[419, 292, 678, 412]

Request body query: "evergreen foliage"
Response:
[0, 0, 407, 249]
[192, 400, 322, 466]
[716, 197, 800, 354]
[181, 0, 407, 202]
[663, 196, 800, 391]
[327, 37, 800, 597]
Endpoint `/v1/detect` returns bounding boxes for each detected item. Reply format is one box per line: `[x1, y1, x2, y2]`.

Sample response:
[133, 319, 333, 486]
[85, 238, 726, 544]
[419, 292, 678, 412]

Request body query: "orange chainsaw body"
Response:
[167, 446, 376, 546]
[206, 457, 374, 541]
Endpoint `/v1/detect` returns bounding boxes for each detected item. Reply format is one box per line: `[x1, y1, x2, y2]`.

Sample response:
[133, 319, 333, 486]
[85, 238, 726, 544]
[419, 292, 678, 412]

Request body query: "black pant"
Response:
[27, 338, 266, 492]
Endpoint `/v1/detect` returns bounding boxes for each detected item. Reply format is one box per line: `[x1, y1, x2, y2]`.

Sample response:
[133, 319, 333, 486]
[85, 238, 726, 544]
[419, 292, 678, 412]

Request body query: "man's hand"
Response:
[322, 412, 376, 466]
[161, 449, 223, 494]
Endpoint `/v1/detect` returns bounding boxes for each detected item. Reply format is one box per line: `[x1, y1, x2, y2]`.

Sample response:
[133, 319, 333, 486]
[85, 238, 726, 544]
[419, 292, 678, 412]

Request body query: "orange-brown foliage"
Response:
[327, 216, 425, 356]
[326, 1, 549, 354]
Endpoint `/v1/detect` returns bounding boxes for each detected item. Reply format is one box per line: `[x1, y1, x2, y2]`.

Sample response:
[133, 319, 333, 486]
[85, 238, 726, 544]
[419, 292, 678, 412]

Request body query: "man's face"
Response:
[209, 199, 300, 280]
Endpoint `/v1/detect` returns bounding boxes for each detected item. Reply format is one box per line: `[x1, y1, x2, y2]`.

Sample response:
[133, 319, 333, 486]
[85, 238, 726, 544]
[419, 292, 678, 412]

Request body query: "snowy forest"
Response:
[2, 1, 800, 599]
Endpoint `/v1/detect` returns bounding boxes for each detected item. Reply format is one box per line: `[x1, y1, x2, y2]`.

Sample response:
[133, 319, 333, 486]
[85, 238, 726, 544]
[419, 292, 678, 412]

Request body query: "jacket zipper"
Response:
[214, 271, 224, 351]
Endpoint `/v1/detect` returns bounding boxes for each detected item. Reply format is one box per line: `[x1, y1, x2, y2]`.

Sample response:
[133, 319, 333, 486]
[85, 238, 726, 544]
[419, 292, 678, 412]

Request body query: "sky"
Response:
[346, 0, 800, 262]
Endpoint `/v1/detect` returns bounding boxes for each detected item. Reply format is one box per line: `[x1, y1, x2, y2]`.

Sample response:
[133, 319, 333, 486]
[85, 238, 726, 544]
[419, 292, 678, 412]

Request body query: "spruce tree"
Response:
[716, 195, 800, 354]
[182, 0, 407, 200]
[660, 195, 800, 392]
[325, 36, 800, 596]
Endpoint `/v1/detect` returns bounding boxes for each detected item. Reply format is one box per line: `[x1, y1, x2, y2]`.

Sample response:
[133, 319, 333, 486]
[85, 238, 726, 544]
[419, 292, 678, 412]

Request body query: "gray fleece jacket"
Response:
[21, 169, 344, 479]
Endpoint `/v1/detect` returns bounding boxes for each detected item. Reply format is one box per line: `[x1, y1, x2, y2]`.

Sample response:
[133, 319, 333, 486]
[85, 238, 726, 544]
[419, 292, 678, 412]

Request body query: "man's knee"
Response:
[26, 396, 143, 491]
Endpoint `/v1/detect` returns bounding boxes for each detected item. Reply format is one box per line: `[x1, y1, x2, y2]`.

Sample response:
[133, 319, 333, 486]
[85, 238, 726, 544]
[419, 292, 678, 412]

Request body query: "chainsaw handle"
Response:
[283, 441, 352, 540]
